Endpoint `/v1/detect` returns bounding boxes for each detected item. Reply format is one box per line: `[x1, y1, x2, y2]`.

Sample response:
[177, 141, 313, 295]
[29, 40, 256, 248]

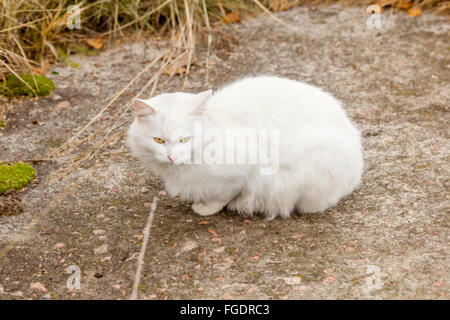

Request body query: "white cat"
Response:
[127, 76, 363, 220]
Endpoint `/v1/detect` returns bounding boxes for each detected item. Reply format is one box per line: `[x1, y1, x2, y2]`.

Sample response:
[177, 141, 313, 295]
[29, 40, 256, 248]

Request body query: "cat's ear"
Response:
[191, 90, 213, 116]
[132, 99, 156, 118]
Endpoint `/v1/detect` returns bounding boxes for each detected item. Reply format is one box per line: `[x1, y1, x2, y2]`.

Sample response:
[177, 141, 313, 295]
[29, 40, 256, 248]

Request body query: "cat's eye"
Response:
[179, 137, 191, 143]
[153, 137, 165, 144]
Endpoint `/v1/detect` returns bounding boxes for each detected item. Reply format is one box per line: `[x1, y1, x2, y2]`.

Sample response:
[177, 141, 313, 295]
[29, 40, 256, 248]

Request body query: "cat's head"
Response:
[127, 90, 212, 166]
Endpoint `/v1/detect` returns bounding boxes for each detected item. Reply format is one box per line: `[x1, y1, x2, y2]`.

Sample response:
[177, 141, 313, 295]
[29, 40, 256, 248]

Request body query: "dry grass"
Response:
[45, 0, 244, 180]
[1, 1, 448, 77]
[0, 0, 256, 77]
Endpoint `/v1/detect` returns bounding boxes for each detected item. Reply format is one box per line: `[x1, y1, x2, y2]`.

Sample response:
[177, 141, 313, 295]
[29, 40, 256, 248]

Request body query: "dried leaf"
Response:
[54, 242, 65, 249]
[397, 1, 412, 10]
[208, 229, 218, 237]
[408, 8, 422, 17]
[268, 0, 293, 12]
[87, 38, 103, 49]
[223, 12, 241, 24]
[56, 101, 71, 109]
[33, 66, 47, 75]
[163, 52, 194, 76]
[222, 293, 233, 300]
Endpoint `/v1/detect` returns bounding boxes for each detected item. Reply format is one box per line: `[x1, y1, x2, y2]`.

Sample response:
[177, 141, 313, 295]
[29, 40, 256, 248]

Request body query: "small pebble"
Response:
[56, 100, 71, 109]
[181, 240, 198, 252]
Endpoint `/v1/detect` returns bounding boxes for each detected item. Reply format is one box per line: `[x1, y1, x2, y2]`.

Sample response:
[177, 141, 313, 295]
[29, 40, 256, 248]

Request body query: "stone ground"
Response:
[0, 5, 449, 299]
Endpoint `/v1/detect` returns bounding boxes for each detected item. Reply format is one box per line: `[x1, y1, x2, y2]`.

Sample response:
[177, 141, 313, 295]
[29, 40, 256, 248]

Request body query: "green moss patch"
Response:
[0, 162, 36, 194]
[0, 73, 55, 97]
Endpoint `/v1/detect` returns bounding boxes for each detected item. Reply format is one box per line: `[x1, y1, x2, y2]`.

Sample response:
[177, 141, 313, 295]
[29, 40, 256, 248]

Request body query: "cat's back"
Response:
[210, 76, 308, 107]
[205, 76, 349, 129]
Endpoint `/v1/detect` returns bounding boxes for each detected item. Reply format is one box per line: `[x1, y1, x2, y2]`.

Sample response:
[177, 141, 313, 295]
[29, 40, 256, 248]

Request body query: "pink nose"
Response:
[167, 155, 176, 163]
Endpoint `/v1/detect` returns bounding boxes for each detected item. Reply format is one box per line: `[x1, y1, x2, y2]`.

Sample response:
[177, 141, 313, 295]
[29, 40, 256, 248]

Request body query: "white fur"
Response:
[127, 76, 363, 219]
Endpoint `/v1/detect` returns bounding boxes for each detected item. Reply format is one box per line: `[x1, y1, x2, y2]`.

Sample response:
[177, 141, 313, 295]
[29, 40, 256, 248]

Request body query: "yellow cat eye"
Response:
[153, 137, 165, 144]
[179, 136, 191, 143]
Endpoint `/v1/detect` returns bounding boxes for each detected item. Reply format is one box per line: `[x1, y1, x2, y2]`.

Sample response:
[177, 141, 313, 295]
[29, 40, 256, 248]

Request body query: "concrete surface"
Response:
[0, 5, 449, 299]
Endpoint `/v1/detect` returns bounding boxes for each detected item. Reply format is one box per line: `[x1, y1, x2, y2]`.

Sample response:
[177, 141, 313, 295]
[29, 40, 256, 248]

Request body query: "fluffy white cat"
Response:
[127, 76, 363, 220]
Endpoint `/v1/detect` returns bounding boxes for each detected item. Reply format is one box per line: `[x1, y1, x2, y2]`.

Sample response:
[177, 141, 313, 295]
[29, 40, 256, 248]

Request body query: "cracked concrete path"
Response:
[0, 5, 449, 299]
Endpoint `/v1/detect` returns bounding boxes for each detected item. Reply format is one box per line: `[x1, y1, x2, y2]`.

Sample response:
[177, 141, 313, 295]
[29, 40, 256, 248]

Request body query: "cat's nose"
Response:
[167, 155, 176, 163]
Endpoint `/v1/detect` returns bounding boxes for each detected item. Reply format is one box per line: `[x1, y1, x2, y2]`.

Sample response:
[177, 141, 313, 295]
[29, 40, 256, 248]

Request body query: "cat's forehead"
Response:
[152, 115, 192, 140]
[138, 92, 197, 138]
[149, 92, 194, 109]
[144, 106, 193, 139]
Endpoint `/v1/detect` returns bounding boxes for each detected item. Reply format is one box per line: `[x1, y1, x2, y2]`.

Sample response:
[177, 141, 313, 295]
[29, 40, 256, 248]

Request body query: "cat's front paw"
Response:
[191, 202, 222, 216]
